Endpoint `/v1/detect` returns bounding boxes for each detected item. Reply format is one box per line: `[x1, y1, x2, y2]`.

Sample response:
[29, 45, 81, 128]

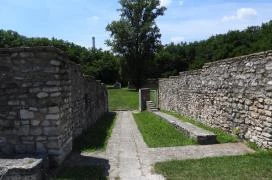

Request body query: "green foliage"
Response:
[246, 141, 263, 152]
[163, 110, 238, 143]
[151, 20, 272, 78]
[155, 151, 272, 180]
[107, 88, 139, 111]
[106, 0, 166, 88]
[133, 111, 197, 147]
[73, 112, 116, 153]
[2, 20, 272, 82]
[82, 50, 120, 84]
[0, 29, 120, 83]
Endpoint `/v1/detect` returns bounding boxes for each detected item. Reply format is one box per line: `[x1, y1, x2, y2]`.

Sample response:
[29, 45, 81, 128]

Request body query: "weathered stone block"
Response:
[50, 92, 61, 97]
[42, 87, 60, 93]
[43, 127, 58, 136]
[46, 140, 59, 149]
[37, 92, 49, 98]
[8, 100, 20, 105]
[29, 107, 38, 111]
[36, 136, 47, 141]
[46, 81, 60, 86]
[50, 60, 61, 66]
[262, 132, 272, 138]
[48, 107, 60, 114]
[31, 120, 40, 126]
[265, 61, 272, 70]
[41, 120, 50, 126]
[30, 128, 42, 136]
[20, 110, 34, 119]
[45, 114, 60, 120]
[29, 87, 41, 93]
[36, 142, 47, 153]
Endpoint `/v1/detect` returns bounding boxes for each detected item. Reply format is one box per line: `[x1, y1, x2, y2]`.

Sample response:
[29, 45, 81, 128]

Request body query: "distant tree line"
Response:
[1, 20, 272, 83]
[151, 20, 272, 78]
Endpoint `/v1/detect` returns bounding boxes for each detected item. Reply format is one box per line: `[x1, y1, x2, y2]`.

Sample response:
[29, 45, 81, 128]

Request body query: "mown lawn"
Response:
[73, 112, 116, 152]
[155, 151, 272, 180]
[108, 88, 138, 111]
[163, 110, 238, 143]
[133, 111, 197, 147]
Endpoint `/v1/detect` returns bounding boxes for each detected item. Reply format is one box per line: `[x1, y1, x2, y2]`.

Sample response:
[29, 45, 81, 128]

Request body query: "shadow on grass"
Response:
[53, 113, 116, 179]
[73, 112, 117, 153]
[54, 156, 109, 180]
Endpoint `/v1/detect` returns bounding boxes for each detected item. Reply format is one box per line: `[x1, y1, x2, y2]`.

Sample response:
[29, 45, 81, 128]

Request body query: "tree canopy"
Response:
[0, 29, 120, 84]
[106, 0, 166, 89]
[1, 20, 272, 84]
[150, 20, 272, 78]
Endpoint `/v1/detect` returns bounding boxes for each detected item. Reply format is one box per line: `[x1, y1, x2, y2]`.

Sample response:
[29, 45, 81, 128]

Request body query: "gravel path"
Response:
[66, 111, 254, 180]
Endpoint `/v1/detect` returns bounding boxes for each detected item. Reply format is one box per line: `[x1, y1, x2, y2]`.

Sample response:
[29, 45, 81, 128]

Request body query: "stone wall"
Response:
[159, 50, 272, 149]
[0, 47, 108, 164]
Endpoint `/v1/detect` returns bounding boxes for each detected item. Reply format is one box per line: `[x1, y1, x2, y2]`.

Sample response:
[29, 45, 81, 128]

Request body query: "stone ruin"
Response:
[159, 50, 272, 149]
[0, 47, 108, 178]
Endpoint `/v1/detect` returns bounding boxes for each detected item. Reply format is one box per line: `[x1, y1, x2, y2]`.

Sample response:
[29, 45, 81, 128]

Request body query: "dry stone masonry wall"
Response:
[0, 47, 108, 164]
[159, 50, 272, 149]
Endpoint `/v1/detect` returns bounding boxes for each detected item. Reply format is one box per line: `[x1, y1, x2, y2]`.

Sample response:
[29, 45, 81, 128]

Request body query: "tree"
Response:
[106, 0, 166, 89]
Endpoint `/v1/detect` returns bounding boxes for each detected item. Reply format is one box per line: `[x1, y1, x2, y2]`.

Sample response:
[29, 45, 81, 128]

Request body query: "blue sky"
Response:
[1, 0, 272, 50]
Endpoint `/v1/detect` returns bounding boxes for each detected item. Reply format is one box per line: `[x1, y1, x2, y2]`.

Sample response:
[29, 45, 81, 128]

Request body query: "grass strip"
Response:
[108, 88, 138, 111]
[155, 151, 272, 180]
[163, 110, 238, 143]
[133, 111, 197, 147]
[73, 112, 116, 152]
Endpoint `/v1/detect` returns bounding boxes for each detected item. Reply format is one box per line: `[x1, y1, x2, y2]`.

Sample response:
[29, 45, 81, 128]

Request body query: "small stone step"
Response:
[153, 111, 217, 145]
[146, 101, 158, 112]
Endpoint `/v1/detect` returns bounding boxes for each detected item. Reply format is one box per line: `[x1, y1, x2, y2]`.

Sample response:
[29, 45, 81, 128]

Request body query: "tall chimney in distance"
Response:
[92, 36, 96, 49]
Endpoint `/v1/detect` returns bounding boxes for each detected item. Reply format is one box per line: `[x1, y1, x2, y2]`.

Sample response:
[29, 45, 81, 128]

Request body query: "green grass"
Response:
[54, 166, 106, 180]
[150, 90, 157, 106]
[73, 112, 116, 152]
[133, 111, 197, 147]
[108, 88, 138, 111]
[155, 151, 272, 180]
[163, 110, 238, 143]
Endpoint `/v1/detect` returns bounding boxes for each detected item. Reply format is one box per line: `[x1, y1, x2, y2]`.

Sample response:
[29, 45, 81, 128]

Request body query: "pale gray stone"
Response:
[48, 107, 60, 113]
[8, 100, 20, 105]
[50, 92, 61, 97]
[42, 87, 60, 93]
[50, 60, 61, 66]
[29, 107, 38, 111]
[30, 128, 42, 136]
[36, 142, 47, 153]
[45, 114, 60, 120]
[46, 81, 60, 86]
[37, 92, 49, 98]
[41, 120, 50, 126]
[43, 127, 58, 136]
[20, 110, 34, 119]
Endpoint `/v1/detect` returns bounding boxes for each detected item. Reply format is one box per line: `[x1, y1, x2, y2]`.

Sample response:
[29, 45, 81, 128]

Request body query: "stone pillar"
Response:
[139, 88, 150, 111]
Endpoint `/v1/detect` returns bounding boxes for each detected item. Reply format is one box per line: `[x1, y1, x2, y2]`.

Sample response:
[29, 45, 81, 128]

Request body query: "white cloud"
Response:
[179, 1, 184, 6]
[170, 36, 185, 43]
[222, 8, 257, 22]
[160, 0, 172, 7]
